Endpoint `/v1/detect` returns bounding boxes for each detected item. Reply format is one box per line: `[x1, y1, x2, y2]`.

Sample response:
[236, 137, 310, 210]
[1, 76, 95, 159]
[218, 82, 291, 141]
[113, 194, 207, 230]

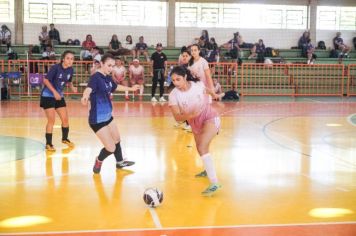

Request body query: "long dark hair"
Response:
[61, 50, 75, 63]
[188, 44, 200, 66]
[101, 53, 115, 63]
[168, 66, 199, 91]
[170, 66, 199, 82]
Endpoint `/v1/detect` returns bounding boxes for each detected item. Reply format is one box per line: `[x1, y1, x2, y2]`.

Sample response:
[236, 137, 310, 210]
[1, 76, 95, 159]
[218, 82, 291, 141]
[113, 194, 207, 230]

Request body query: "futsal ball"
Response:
[143, 188, 163, 208]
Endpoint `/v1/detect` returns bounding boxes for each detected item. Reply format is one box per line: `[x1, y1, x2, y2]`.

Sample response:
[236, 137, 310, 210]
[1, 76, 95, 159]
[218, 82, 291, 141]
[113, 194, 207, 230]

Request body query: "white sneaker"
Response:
[151, 97, 158, 102]
[159, 97, 167, 102]
[183, 124, 192, 132]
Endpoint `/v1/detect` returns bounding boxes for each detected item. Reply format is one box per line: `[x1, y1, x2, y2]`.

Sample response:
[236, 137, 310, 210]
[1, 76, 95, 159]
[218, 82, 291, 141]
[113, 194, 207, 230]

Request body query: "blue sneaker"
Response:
[201, 183, 222, 196]
[195, 170, 207, 178]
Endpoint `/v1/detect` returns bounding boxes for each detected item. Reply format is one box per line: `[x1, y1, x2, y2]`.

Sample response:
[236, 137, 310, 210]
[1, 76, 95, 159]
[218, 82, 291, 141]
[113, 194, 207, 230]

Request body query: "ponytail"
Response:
[170, 66, 199, 83]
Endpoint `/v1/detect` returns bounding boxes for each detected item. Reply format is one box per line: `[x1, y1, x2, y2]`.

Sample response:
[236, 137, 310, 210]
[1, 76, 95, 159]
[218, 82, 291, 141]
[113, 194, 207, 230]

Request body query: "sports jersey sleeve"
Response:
[110, 77, 118, 92]
[168, 90, 178, 106]
[46, 64, 58, 83]
[87, 75, 98, 92]
[202, 59, 209, 70]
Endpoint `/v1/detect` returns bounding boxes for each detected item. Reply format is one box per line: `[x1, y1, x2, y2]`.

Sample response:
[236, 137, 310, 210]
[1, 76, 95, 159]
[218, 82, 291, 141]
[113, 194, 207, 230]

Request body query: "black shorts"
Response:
[89, 117, 114, 133]
[40, 96, 66, 109]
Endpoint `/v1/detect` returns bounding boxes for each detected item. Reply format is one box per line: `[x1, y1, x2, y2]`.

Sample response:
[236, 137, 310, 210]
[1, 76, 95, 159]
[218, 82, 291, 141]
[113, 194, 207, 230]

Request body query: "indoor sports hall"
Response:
[1, 1, 356, 236]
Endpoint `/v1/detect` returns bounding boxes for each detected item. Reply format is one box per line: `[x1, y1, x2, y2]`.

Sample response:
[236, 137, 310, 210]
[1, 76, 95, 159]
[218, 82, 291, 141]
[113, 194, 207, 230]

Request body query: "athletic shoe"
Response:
[93, 158, 103, 174]
[159, 97, 167, 102]
[116, 160, 135, 169]
[45, 144, 56, 152]
[62, 139, 74, 147]
[183, 124, 192, 132]
[195, 170, 207, 178]
[201, 183, 222, 196]
[151, 97, 158, 102]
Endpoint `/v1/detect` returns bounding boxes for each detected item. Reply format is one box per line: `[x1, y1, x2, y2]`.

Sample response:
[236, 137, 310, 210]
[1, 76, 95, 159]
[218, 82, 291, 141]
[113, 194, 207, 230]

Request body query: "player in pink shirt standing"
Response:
[168, 66, 222, 196]
[128, 59, 145, 100]
[112, 57, 130, 100]
[188, 44, 218, 100]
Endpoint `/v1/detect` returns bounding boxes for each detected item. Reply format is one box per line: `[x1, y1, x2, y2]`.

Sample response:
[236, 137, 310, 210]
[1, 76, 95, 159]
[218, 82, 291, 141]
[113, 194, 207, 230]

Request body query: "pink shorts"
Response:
[113, 76, 125, 84]
[130, 75, 144, 85]
[188, 106, 220, 135]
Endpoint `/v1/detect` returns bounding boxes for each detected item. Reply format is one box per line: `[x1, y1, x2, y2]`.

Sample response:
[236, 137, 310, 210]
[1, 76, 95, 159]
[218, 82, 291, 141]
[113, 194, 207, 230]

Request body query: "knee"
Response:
[61, 118, 69, 126]
[105, 144, 116, 153]
[196, 143, 208, 155]
[47, 118, 55, 126]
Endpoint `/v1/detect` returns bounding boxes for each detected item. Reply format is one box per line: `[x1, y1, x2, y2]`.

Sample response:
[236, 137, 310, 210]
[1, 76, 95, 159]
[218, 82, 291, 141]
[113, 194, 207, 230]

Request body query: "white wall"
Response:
[316, 30, 356, 49]
[23, 24, 167, 47]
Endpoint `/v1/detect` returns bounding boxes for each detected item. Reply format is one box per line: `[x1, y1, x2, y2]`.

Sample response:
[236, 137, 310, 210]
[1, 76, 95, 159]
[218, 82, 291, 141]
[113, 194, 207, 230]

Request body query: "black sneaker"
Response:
[93, 158, 103, 174]
[116, 160, 135, 169]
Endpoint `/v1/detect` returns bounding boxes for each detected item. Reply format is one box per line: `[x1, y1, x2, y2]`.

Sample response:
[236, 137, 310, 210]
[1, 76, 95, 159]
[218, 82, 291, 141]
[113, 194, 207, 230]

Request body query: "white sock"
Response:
[125, 91, 128, 96]
[201, 153, 218, 183]
[140, 85, 144, 95]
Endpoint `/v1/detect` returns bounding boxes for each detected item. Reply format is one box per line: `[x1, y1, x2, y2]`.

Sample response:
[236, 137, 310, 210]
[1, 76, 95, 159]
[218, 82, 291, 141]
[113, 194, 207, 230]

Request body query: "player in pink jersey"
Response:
[112, 57, 130, 100]
[168, 66, 221, 196]
[187, 44, 218, 100]
[128, 59, 145, 100]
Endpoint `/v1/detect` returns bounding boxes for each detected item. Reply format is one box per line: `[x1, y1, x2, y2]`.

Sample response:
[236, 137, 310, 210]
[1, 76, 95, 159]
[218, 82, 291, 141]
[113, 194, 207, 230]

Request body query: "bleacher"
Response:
[1, 44, 356, 99]
[1, 44, 356, 63]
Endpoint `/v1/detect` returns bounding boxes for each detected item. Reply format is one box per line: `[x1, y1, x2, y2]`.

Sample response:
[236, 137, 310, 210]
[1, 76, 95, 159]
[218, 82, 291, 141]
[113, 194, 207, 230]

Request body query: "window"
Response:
[28, 2, 48, 23]
[52, 3, 71, 23]
[24, 0, 167, 26]
[317, 6, 356, 30]
[176, 2, 307, 29]
[0, 0, 14, 22]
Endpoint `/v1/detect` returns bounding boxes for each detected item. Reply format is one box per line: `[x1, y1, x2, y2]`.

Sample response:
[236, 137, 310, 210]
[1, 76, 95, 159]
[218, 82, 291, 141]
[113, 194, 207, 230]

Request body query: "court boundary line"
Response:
[1, 221, 356, 235]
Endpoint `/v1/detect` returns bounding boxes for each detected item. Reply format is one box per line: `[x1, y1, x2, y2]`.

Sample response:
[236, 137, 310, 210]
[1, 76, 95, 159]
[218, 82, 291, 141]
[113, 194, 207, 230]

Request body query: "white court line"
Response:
[347, 113, 356, 126]
[0, 173, 70, 186]
[336, 187, 350, 192]
[149, 207, 162, 228]
[300, 173, 351, 192]
[1, 221, 356, 235]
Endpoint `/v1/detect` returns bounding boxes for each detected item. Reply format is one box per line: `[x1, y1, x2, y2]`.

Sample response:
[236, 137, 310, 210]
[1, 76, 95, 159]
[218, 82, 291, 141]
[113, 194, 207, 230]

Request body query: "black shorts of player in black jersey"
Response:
[89, 116, 114, 133]
[40, 96, 66, 109]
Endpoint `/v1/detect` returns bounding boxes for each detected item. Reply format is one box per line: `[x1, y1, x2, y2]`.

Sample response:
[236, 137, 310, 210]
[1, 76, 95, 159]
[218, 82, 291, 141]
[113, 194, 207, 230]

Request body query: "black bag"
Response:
[330, 49, 338, 58]
[265, 47, 273, 57]
[31, 45, 40, 54]
[7, 52, 18, 60]
[222, 90, 239, 101]
[317, 41, 326, 50]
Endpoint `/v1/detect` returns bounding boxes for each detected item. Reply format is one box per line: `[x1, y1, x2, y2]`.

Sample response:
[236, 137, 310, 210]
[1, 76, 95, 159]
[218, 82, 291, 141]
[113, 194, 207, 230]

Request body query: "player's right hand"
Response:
[54, 92, 61, 100]
[81, 96, 88, 105]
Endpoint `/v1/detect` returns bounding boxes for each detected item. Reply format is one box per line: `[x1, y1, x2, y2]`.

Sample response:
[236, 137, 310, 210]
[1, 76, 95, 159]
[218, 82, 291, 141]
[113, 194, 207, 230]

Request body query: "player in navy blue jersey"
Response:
[40, 50, 77, 151]
[81, 54, 139, 174]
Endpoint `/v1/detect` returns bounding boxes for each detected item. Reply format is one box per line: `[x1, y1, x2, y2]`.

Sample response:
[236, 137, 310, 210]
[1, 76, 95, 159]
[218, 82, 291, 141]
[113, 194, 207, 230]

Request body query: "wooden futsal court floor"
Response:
[0, 98, 356, 236]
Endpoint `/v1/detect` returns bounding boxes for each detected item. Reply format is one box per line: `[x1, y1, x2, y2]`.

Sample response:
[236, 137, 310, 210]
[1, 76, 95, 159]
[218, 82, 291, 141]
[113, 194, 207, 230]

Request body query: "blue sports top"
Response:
[41, 63, 74, 98]
[88, 71, 118, 124]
